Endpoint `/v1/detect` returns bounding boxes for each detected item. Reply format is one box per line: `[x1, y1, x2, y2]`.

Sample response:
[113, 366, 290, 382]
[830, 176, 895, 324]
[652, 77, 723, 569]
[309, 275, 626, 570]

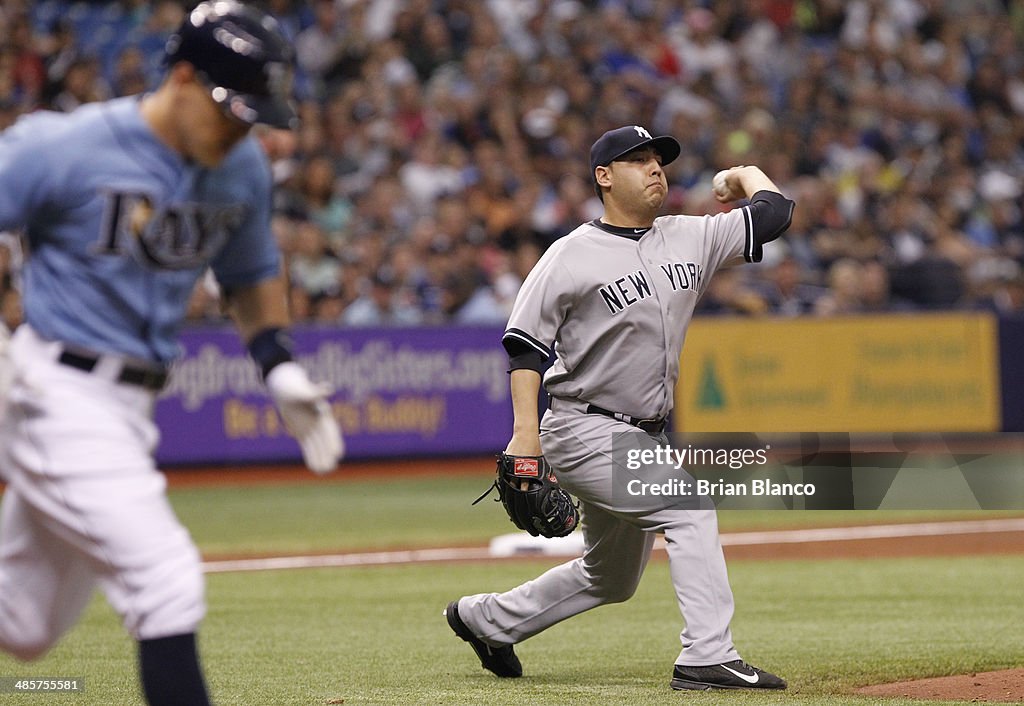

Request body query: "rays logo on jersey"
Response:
[94, 190, 245, 270]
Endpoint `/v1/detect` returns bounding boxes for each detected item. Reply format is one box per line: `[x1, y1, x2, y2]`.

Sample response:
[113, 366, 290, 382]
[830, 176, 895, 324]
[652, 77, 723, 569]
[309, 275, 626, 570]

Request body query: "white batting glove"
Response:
[265, 361, 344, 474]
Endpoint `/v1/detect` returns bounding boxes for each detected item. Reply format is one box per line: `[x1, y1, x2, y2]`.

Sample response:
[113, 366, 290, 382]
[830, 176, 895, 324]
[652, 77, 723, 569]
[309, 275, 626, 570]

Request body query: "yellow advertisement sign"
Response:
[676, 313, 1000, 432]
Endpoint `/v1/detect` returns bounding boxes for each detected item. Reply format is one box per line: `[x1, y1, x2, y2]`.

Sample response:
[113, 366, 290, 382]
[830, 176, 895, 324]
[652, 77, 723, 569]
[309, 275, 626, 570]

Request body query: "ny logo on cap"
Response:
[633, 126, 652, 139]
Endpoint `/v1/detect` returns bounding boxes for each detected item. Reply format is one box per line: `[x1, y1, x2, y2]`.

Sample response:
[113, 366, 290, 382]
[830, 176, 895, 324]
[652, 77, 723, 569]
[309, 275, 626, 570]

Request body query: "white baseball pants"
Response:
[0, 326, 204, 660]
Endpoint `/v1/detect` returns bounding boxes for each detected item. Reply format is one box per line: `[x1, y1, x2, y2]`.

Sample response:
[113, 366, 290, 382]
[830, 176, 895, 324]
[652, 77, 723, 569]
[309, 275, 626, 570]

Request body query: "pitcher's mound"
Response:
[855, 668, 1024, 703]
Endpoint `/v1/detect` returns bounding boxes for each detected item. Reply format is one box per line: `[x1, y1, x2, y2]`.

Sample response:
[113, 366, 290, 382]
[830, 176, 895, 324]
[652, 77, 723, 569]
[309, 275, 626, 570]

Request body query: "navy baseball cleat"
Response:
[445, 600, 522, 678]
[671, 660, 787, 690]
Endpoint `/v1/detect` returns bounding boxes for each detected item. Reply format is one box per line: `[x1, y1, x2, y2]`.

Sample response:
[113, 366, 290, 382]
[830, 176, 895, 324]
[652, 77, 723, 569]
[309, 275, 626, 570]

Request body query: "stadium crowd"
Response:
[1, 0, 1023, 331]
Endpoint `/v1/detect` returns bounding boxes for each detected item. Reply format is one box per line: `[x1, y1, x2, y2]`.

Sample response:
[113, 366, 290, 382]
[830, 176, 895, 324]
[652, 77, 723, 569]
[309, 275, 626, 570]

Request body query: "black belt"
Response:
[58, 350, 168, 391]
[585, 404, 667, 434]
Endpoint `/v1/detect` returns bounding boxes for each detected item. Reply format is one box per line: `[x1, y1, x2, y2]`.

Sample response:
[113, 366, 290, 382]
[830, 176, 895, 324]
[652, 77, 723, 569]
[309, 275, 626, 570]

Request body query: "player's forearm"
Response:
[724, 166, 781, 199]
[510, 369, 541, 433]
[507, 369, 543, 455]
[224, 277, 295, 380]
[225, 277, 291, 342]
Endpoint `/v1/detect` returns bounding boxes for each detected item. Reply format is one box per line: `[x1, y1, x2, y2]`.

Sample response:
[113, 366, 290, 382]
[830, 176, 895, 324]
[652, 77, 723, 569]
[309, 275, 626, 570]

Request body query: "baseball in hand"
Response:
[712, 170, 732, 199]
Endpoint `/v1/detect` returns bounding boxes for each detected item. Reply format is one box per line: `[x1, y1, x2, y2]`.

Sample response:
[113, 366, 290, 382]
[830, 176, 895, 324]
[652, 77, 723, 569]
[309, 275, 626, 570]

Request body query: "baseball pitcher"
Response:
[0, 4, 341, 705]
[446, 125, 794, 690]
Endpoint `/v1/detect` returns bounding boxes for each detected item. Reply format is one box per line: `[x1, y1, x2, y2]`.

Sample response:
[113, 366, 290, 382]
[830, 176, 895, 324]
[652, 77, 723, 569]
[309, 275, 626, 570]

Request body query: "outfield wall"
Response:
[675, 312, 1001, 433]
[156, 312, 1019, 465]
[156, 325, 512, 464]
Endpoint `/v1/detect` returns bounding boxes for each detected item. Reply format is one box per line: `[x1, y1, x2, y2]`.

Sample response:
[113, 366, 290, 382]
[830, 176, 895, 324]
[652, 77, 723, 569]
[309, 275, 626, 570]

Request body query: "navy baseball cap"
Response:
[590, 125, 681, 177]
[164, 1, 297, 129]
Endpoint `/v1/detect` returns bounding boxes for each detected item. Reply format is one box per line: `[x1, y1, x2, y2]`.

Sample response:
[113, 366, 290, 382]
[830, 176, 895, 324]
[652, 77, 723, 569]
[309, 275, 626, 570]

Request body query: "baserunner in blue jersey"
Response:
[0, 4, 342, 704]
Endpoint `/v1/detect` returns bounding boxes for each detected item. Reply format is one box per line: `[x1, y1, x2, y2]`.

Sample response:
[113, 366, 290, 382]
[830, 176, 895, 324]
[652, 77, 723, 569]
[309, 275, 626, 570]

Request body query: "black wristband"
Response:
[247, 327, 294, 379]
[508, 350, 545, 374]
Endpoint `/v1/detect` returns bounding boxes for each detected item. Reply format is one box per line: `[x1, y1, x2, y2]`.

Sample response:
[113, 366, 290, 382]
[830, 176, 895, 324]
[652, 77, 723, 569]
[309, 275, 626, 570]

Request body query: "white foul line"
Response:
[718, 518, 1024, 546]
[202, 547, 494, 573]
[201, 518, 1024, 574]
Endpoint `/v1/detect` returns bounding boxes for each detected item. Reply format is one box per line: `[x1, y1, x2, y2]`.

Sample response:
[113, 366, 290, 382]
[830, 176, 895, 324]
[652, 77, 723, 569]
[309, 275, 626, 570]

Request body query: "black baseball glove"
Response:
[474, 453, 579, 538]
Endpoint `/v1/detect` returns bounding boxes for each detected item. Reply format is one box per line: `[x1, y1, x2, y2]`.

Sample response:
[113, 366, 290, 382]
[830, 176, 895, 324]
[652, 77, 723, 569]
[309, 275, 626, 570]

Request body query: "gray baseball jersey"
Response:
[504, 209, 757, 420]
[457, 192, 794, 669]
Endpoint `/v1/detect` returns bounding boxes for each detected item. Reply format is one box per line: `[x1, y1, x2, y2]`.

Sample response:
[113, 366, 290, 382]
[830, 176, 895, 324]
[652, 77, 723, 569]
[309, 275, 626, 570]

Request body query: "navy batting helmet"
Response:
[165, 1, 297, 129]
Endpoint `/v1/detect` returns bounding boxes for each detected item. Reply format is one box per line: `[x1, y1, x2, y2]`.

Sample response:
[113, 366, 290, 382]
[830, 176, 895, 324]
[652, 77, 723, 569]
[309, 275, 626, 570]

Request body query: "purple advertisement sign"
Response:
[155, 326, 512, 465]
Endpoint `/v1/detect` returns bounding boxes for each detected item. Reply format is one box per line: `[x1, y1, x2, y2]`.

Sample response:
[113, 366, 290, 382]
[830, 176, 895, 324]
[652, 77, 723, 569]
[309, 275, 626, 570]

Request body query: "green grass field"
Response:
[168, 474, 1024, 555]
[1, 473, 1022, 705]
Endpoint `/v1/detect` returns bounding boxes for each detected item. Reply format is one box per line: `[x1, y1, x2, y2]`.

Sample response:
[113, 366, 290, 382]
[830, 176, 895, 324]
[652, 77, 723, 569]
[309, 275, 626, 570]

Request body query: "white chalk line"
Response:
[203, 547, 495, 573]
[201, 518, 1024, 574]
[718, 518, 1024, 546]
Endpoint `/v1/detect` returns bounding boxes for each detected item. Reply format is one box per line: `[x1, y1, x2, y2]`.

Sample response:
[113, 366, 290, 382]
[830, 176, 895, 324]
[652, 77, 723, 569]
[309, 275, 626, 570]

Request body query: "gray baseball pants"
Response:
[459, 398, 741, 666]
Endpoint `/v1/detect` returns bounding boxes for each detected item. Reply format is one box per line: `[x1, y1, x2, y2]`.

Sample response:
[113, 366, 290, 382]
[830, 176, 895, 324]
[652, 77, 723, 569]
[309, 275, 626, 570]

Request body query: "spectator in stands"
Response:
[293, 153, 353, 244]
[890, 255, 966, 309]
[110, 45, 150, 97]
[294, 0, 345, 99]
[288, 220, 341, 299]
[814, 258, 864, 316]
[860, 259, 915, 313]
[125, 1, 187, 64]
[977, 271, 1024, 315]
[759, 255, 825, 317]
[441, 269, 507, 325]
[399, 132, 466, 213]
[40, 18, 79, 105]
[310, 290, 348, 322]
[6, 0, 1024, 327]
[695, 268, 770, 317]
[6, 12, 45, 108]
[342, 270, 423, 327]
[50, 56, 110, 112]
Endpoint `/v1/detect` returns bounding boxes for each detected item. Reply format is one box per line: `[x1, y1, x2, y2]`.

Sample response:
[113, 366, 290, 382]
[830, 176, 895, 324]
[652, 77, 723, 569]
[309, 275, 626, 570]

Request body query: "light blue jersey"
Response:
[0, 97, 280, 363]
